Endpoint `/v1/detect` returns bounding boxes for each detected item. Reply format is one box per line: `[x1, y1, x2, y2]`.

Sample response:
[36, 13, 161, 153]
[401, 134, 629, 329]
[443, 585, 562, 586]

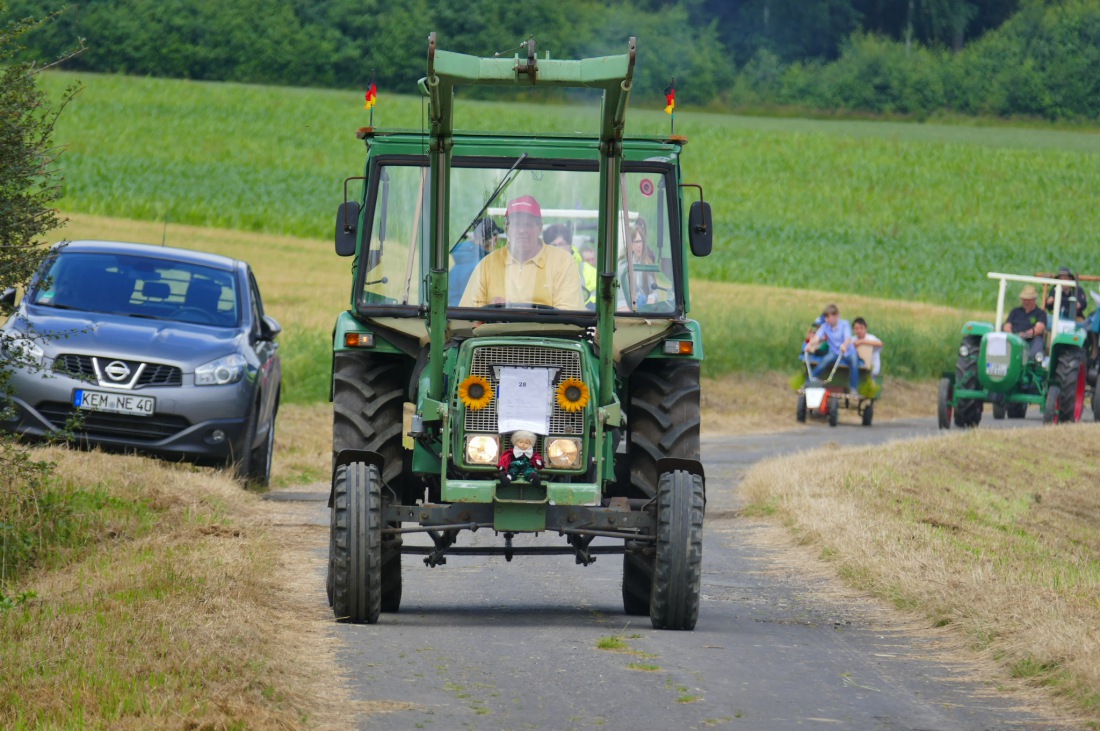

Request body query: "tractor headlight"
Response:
[547, 437, 582, 469]
[958, 344, 970, 357]
[465, 435, 499, 465]
[1035, 352, 1045, 364]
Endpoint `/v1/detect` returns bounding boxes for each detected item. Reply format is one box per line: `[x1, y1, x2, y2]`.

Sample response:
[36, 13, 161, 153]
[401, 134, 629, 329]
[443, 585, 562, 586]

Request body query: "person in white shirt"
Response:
[851, 317, 883, 380]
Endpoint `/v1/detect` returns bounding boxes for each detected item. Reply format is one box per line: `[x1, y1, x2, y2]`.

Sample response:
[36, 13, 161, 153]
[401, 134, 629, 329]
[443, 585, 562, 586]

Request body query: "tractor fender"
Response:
[655, 457, 706, 502]
[328, 449, 386, 507]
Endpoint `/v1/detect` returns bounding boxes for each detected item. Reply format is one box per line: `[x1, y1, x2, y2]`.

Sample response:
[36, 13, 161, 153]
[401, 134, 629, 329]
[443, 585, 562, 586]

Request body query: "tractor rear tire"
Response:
[827, 395, 839, 427]
[937, 378, 953, 429]
[649, 470, 704, 631]
[796, 394, 807, 423]
[954, 337, 982, 428]
[1056, 349, 1086, 424]
[331, 462, 382, 624]
[626, 361, 701, 499]
[1043, 386, 1059, 425]
[622, 551, 653, 616]
[1007, 402, 1028, 419]
[1093, 386, 1100, 422]
[333, 352, 408, 499]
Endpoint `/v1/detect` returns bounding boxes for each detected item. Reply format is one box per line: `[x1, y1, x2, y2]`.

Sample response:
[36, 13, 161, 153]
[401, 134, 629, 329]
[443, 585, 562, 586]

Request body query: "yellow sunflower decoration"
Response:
[556, 378, 590, 412]
[458, 374, 493, 410]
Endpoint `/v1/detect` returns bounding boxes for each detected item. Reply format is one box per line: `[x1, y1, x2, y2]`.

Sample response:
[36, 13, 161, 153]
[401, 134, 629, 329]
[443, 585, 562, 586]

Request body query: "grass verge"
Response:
[0, 448, 347, 729]
[739, 425, 1100, 725]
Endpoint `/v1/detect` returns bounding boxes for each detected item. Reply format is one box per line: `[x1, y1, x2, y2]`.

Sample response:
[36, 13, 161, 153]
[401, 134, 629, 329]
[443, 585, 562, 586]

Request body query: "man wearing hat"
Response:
[459, 195, 583, 309]
[1044, 266, 1087, 321]
[1003, 285, 1048, 359]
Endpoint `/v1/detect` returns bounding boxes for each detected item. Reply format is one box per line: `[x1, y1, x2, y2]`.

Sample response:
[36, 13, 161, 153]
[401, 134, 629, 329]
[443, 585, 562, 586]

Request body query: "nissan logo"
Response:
[104, 360, 131, 382]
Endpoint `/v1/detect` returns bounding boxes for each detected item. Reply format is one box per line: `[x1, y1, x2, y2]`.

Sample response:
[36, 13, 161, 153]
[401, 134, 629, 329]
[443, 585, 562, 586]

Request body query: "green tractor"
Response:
[326, 35, 713, 630]
[939, 272, 1089, 428]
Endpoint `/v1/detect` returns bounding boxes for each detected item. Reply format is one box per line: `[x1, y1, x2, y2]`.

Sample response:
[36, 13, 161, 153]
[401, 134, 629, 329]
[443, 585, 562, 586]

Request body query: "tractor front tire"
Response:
[650, 470, 704, 631]
[992, 401, 1006, 419]
[626, 361, 701, 499]
[1007, 402, 1028, 419]
[1043, 386, 1060, 425]
[937, 378, 953, 429]
[954, 337, 982, 428]
[331, 462, 382, 624]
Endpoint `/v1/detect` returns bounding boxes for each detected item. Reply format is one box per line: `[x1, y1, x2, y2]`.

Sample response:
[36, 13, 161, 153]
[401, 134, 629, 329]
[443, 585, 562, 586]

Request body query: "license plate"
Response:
[72, 389, 155, 416]
[987, 363, 1008, 377]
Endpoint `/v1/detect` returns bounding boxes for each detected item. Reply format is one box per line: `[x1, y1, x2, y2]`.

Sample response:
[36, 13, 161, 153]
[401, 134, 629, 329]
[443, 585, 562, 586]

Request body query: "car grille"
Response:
[54, 355, 183, 388]
[465, 345, 585, 436]
[36, 402, 190, 442]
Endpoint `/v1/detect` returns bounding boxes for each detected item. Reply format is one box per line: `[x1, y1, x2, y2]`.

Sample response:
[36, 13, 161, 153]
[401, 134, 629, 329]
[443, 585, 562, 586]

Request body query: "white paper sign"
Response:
[987, 334, 1008, 357]
[497, 367, 552, 435]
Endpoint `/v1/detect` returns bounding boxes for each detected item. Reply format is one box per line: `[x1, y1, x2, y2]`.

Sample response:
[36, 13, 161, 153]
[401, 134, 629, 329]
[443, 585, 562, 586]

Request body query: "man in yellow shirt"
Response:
[459, 195, 584, 309]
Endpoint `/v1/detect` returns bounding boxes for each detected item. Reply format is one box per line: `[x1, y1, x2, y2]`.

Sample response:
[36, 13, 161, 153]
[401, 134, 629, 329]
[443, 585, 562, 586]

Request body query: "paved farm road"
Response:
[272, 414, 1076, 730]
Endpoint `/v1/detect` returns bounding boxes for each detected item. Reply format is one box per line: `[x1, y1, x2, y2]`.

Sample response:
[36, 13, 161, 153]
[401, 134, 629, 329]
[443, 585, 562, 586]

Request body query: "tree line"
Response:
[3, 0, 1097, 121]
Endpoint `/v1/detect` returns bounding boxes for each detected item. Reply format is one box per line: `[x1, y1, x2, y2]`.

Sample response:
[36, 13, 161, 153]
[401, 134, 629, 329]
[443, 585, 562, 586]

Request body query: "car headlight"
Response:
[547, 437, 582, 469]
[465, 435, 499, 465]
[1, 333, 45, 368]
[195, 353, 246, 385]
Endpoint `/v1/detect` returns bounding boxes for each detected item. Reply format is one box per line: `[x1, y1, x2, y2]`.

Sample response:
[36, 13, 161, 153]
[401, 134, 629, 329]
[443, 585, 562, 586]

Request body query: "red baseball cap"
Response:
[506, 195, 542, 219]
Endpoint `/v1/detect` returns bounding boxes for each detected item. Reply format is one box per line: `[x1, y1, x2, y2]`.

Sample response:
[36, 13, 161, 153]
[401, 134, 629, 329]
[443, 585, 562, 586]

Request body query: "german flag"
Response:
[364, 83, 377, 110]
[663, 80, 675, 114]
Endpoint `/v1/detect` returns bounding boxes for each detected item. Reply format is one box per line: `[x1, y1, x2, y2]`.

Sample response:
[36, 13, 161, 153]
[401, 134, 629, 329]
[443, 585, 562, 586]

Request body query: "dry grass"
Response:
[739, 425, 1100, 724]
[272, 403, 332, 488]
[0, 448, 353, 730]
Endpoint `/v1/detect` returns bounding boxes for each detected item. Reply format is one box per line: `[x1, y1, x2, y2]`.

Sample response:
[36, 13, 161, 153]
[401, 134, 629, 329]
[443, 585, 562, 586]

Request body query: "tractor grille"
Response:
[54, 355, 183, 388]
[465, 345, 585, 436]
[36, 401, 190, 442]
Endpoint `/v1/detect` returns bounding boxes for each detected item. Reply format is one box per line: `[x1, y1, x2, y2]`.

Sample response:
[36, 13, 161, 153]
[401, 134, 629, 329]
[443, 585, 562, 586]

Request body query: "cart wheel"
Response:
[861, 400, 874, 426]
[827, 395, 839, 427]
[796, 394, 807, 423]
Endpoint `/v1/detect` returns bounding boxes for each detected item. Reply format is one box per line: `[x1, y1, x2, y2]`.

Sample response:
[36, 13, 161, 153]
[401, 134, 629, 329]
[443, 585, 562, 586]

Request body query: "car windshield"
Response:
[31, 252, 240, 327]
[358, 161, 679, 316]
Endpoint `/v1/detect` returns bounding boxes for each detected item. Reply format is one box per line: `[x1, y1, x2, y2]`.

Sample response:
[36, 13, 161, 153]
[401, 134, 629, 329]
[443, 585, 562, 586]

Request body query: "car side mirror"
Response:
[335, 201, 360, 257]
[688, 201, 712, 258]
[259, 315, 282, 341]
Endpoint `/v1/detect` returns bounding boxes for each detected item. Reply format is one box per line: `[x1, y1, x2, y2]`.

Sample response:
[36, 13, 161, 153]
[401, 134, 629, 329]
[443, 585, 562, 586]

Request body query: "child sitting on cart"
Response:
[804, 304, 861, 393]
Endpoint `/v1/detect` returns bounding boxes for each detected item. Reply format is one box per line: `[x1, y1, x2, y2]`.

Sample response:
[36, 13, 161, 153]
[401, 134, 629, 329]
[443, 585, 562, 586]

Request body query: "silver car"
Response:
[0, 240, 282, 485]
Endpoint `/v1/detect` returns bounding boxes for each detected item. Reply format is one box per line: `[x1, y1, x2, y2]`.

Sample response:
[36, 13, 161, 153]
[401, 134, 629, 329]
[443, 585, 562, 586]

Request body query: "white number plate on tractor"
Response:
[72, 389, 155, 416]
[986, 363, 1008, 377]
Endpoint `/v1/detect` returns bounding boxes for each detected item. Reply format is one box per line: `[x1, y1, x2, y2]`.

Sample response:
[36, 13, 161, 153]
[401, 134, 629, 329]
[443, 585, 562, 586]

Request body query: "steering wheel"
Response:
[482, 302, 557, 311]
[171, 306, 218, 324]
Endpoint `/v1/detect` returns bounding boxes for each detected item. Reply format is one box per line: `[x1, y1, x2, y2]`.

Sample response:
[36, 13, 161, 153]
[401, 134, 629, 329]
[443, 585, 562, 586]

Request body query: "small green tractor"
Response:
[939, 272, 1089, 428]
[326, 35, 713, 630]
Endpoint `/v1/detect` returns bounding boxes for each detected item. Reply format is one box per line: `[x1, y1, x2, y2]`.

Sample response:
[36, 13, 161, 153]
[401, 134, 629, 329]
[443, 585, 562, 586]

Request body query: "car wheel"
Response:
[232, 408, 258, 484]
[248, 416, 275, 487]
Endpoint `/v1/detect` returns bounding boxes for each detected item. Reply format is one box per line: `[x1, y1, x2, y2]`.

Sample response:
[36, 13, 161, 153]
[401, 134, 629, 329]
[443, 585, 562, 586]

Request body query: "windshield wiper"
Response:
[450, 153, 528, 254]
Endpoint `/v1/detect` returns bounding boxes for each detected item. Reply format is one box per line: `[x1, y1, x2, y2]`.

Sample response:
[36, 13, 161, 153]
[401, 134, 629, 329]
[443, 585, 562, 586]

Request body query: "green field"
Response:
[42, 71, 1100, 311]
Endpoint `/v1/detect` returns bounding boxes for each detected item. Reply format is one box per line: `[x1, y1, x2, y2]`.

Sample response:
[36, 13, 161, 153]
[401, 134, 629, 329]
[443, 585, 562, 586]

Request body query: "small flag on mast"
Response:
[663, 79, 675, 114]
[364, 83, 377, 110]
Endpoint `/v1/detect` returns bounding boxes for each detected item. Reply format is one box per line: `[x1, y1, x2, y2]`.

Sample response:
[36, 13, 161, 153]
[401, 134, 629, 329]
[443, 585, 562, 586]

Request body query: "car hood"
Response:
[12, 307, 243, 369]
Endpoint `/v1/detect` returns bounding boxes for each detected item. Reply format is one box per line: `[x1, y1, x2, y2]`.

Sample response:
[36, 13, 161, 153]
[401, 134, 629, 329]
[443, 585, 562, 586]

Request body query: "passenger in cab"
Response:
[543, 223, 597, 307]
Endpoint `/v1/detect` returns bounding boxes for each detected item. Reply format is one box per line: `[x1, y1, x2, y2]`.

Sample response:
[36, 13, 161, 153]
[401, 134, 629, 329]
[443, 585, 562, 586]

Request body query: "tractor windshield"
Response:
[356, 159, 681, 317]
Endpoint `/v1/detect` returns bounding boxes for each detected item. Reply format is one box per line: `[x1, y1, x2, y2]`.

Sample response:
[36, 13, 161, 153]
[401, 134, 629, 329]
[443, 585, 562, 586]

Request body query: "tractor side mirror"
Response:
[688, 201, 712, 257]
[335, 201, 360, 257]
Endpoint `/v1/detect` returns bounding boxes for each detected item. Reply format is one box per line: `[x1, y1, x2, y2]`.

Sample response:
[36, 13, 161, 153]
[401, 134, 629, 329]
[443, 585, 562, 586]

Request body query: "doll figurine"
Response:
[498, 430, 544, 486]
